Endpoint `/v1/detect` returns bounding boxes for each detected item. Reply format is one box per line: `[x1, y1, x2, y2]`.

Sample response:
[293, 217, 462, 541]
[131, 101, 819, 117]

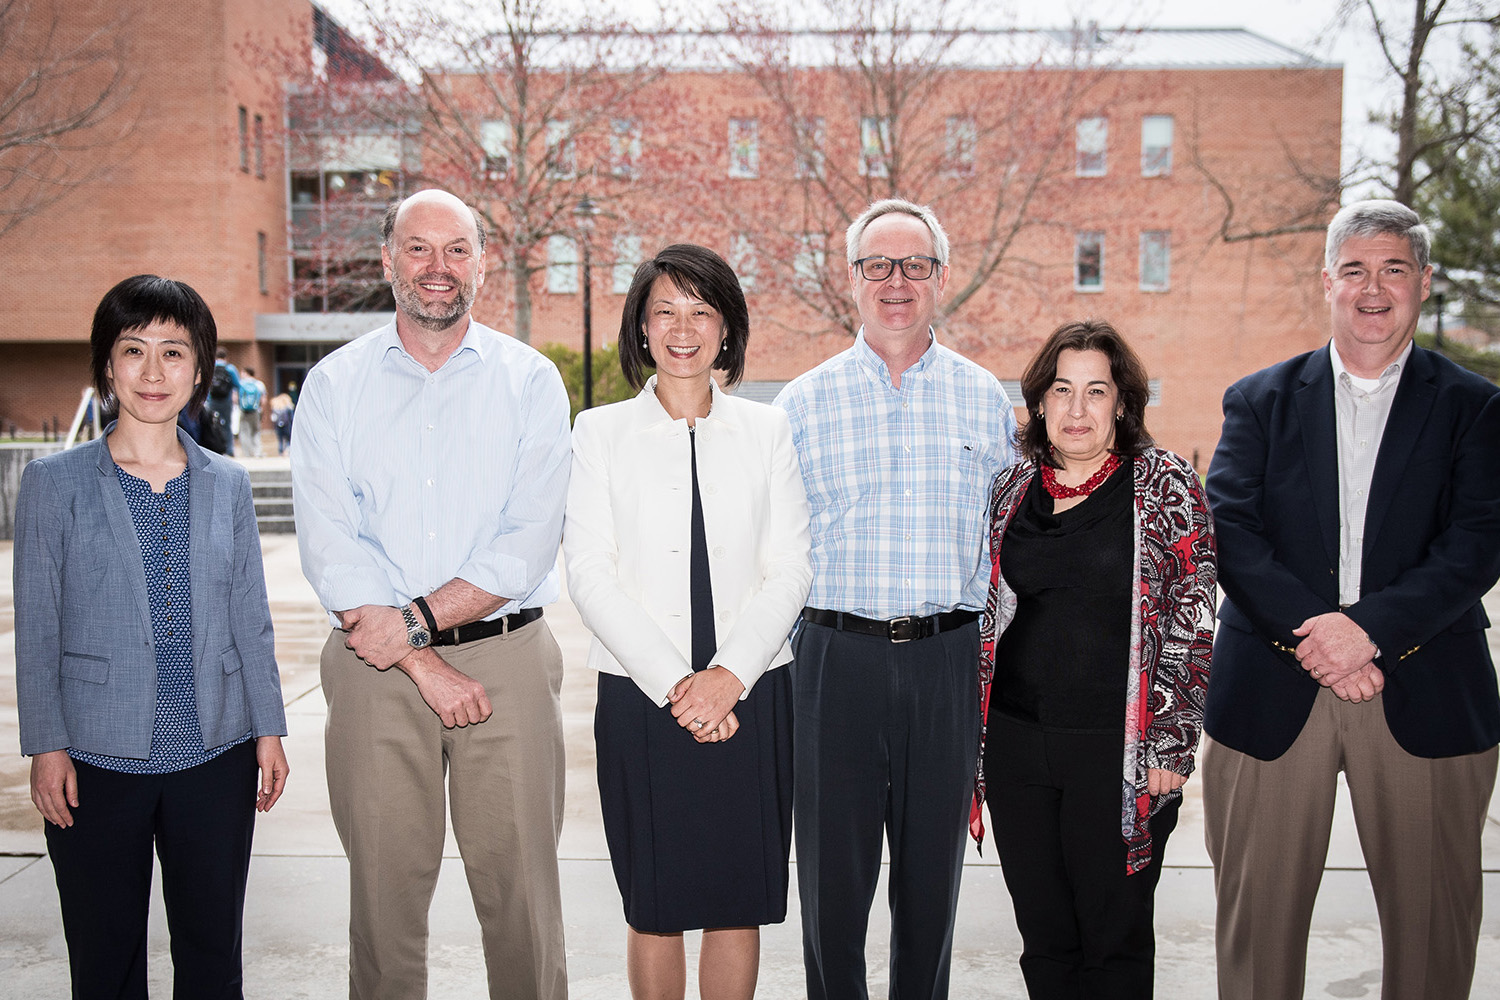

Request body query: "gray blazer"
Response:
[14, 428, 287, 758]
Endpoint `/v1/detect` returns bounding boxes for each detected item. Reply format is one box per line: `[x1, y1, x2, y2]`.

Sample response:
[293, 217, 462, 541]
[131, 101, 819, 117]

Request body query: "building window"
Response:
[859, 116, 891, 178]
[794, 117, 824, 179]
[610, 118, 641, 178]
[611, 233, 642, 293]
[1075, 231, 1103, 290]
[794, 232, 826, 287]
[253, 114, 265, 178]
[545, 119, 574, 179]
[729, 234, 758, 291]
[480, 119, 511, 177]
[1076, 117, 1106, 177]
[1141, 115, 1173, 176]
[257, 231, 268, 294]
[547, 234, 579, 293]
[1139, 230, 1170, 291]
[728, 118, 759, 178]
[945, 115, 976, 176]
[238, 105, 249, 172]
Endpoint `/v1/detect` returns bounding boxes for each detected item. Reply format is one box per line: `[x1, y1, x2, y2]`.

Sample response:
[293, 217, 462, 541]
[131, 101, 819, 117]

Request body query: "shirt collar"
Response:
[641, 374, 733, 428]
[380, 318, 485, 372]
[1329, 338, 1411, 394]
[853, 327, 938, 383]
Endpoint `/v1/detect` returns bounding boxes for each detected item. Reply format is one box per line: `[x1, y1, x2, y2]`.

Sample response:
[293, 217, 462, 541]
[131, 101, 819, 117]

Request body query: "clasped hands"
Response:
[341, 604, 492, 729]
[667, 666, 745, 743]
[1292, 611, 1384, 703]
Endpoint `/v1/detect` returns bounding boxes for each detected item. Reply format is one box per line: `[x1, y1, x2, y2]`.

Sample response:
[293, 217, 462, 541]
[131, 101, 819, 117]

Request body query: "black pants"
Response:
[984, 714, 1179, 1000]
[44, 741, 259, 1000]
[793, 620, 980, 1000]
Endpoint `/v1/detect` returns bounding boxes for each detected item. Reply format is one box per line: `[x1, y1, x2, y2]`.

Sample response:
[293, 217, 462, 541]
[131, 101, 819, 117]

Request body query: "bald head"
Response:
[381, 189, 487, 255]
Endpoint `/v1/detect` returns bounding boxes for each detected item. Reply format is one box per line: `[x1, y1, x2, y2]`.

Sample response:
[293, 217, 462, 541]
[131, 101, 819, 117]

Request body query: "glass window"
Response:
[480, 119, 511, 176]
[859, 116, 891, 178]
[545, 119, 574, 179]
[728, 118, 759, 178]
[729, 235, 758, 291]
[1075, 231, 1103, 290]
[547, 234, 579, 293]
[794, 117, 824, 179]
[238, 106, 249, 172]
[257, 231, 268, 294]
[253, 114, 265, 178]
[611, 234, 642, 294]
[1140, 230, 1170, 291]
[795, 232, 826, 287]
[1076, 117, 1107, 177]
[1141, 115, 1173, 176]
[610, 118, 642, 178]
[945, 115, 976, 176]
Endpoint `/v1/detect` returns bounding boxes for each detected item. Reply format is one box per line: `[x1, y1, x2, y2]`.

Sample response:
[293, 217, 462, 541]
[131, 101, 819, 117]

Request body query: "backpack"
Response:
[209, 364, 234, 400]
[199, 409, 230, 453]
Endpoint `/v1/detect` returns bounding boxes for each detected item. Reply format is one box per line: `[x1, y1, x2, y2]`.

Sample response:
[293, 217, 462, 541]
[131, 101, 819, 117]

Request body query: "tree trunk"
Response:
[511, 247, 533, 344]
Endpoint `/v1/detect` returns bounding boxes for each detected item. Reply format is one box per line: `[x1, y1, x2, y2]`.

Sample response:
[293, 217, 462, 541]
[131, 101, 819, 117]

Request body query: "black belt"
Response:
[432, 607, 543, 647]
[801, 607, 978, 643]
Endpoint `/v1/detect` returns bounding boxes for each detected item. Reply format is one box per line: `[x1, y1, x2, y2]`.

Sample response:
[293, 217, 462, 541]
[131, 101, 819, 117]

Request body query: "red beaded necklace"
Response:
[1041, 453, 1122, 499]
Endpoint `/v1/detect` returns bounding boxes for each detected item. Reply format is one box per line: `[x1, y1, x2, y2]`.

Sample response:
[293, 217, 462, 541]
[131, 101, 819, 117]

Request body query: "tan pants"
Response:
[322, 621, 569, 1000]
[1203, 688, 1496, 1000]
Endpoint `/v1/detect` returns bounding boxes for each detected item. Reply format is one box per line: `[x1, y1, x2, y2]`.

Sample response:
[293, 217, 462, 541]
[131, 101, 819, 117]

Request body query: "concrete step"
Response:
[248, 464, 295, 534]
[257, 514, 297, 535]
[255, 499, 294, 518]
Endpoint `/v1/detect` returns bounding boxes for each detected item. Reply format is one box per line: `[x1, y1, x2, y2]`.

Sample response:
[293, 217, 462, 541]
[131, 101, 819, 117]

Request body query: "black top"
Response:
[991, 463, 1133, 732]
[689, 428, 716, 672]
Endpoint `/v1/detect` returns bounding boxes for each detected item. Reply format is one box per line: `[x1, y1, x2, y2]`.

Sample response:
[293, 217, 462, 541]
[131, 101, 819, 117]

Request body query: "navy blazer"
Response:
[1205, 344, 1500, 760]
[14, 428, 287, 759]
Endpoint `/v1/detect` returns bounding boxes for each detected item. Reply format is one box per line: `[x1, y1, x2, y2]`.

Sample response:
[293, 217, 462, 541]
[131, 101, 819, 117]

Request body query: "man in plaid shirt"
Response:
[776, 198, 1017, 1000]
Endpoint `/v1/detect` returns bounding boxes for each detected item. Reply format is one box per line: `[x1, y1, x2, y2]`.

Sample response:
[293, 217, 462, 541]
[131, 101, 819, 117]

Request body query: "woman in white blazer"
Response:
[565, 244, 811, 1000]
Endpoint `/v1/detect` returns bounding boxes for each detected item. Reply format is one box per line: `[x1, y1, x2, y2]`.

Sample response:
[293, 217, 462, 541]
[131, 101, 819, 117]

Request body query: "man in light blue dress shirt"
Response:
[775, 198, 1017, 1000]
[292, 189, 572, 1000]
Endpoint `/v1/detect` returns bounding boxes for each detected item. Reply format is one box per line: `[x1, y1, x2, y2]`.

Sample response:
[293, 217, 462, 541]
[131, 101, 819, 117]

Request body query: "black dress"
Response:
[594, 428, 795, 933]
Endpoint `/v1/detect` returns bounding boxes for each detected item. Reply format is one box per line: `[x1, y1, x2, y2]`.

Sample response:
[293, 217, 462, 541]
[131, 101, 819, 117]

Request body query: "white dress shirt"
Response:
[292, 320, 571, 620]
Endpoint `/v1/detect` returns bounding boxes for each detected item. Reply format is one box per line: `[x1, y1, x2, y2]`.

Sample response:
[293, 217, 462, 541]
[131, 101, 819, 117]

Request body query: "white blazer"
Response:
[564, 377, 812, 706]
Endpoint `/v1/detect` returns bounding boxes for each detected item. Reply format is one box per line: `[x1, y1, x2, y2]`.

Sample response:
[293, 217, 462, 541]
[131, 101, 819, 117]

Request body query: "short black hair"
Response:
[1017, 318, 1154, 467]
[91, 275, 218, 417]
[617, 244, 749, 390]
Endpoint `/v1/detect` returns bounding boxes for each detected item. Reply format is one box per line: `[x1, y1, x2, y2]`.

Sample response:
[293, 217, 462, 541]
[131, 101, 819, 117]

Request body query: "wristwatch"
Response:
[402, 604, 432, 649]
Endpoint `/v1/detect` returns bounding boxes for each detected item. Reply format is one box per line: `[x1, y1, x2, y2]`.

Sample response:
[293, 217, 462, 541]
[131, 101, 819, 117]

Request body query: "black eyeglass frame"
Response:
[851, 255, 942, 281]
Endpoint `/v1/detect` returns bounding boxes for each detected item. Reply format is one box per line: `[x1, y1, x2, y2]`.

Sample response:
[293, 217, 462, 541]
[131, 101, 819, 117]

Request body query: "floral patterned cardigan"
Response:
[969, 447, 1217, 874]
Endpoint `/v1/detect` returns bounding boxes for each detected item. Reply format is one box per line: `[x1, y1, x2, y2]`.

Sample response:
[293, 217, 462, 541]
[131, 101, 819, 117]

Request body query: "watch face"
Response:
[410, 629, 432, 649]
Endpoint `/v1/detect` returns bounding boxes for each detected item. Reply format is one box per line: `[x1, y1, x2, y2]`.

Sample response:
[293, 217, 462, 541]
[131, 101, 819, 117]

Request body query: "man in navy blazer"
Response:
[1203, 200, 1500, 1000]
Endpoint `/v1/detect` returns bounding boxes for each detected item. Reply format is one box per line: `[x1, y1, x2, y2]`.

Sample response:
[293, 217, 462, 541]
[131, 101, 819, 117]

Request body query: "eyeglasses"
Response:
[852, 255, 941, 281]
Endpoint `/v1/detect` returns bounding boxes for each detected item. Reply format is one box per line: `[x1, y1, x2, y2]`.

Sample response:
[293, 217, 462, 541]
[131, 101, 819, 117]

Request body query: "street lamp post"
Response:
[1431, 267, 1451, 349]
[574, 195, 600, 411]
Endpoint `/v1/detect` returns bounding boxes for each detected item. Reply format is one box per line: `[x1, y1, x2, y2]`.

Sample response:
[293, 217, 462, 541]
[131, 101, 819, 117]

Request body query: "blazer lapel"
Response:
[1363, 346, 1437, 559]
[188, 452, 217, 671]
[95, 442, 153, 628]
[1293, 348, 1341, 573]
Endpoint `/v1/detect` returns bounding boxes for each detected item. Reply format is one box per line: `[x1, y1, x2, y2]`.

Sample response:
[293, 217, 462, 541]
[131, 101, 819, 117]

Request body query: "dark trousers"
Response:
[984, 714, 1178, 1000]
[793, 620, 980, 1000]
[44, 741, 259, 1000]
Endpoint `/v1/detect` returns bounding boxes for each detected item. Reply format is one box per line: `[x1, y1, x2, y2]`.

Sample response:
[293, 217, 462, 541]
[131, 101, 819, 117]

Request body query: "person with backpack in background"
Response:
[206, 347, 240, 456]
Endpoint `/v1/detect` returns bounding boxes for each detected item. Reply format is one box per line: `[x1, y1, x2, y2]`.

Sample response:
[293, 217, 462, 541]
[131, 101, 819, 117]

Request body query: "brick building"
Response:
[0, 4, 1342, 467]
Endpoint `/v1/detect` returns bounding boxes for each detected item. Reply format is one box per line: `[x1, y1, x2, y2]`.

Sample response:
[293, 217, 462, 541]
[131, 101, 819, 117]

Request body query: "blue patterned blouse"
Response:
[69, 466, 249, 773]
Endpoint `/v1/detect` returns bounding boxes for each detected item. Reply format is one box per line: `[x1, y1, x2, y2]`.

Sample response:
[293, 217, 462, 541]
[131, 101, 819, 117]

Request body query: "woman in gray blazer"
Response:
[14, 275, 289, 999]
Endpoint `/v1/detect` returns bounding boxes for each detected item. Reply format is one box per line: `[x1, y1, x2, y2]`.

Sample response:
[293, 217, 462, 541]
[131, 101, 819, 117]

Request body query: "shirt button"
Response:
[426, 478, 435, 487]
[904, 489, 911, 497]
[428, 531, 437, 540]
[712, 546, 726, 558]
[426, 424, 435, 431]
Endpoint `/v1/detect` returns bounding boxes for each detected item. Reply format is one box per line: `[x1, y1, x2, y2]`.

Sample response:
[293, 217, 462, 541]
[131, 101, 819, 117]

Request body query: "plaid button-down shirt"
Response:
[775, 330, 1017, 620]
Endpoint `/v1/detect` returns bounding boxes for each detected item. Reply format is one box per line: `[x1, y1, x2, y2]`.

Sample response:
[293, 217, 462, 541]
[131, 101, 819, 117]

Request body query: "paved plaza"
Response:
[2, 459, 1498, 997]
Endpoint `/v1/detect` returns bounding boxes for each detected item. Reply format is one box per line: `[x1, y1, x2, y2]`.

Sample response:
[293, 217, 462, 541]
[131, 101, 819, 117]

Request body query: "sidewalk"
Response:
[2, 526, 1499, 998]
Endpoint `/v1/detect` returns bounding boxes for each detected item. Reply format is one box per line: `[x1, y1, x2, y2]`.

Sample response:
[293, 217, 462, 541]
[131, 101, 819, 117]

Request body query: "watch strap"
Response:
[413, 595, 439, 633]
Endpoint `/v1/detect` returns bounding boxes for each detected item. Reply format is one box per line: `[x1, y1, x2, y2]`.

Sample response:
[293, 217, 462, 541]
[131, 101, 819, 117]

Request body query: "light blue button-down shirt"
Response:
[291, 320, 571, 622]
[774, 330, 1017, 619]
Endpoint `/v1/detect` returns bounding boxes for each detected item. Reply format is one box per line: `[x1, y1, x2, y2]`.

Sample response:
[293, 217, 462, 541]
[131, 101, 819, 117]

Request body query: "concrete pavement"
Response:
[2, 495, 1499, 997]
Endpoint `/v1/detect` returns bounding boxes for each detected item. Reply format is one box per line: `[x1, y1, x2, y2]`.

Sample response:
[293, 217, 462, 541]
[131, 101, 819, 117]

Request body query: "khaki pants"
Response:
[321, 620, 569, 1000]
[1204, 688, 1496, 1000]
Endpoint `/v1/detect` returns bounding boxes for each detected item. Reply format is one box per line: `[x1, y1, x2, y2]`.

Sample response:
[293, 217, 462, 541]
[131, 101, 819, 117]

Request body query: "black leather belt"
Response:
[801, 607, 978, 643]
[432, 607, 543, 647]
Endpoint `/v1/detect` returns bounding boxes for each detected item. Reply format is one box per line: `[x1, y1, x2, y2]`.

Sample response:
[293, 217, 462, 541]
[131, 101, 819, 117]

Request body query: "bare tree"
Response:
[334, 0, 687, 343]
[0, 0, 136, 240]
[671, 0, 1128, 344]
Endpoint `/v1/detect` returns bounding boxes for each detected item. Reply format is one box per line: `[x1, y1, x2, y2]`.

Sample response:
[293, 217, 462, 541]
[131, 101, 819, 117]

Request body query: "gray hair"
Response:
[845, 198, 950, 266]
[1325, 199, 1430, 271]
